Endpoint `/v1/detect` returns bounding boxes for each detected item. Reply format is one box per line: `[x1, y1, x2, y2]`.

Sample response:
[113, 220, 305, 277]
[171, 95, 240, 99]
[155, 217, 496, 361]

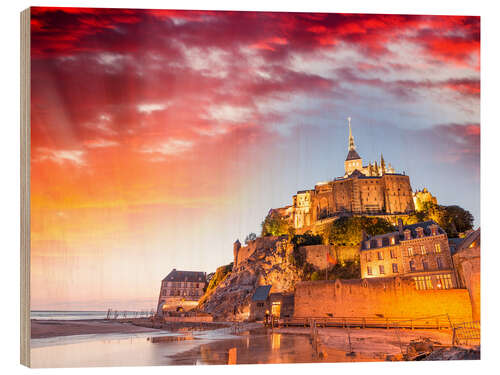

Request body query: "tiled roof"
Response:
[361, 220, 445, 250]
[402, 220, 444, 237]
[162, 269, 206, 282]
[252, 285, 272, 301]
[455, 228, 480, 253]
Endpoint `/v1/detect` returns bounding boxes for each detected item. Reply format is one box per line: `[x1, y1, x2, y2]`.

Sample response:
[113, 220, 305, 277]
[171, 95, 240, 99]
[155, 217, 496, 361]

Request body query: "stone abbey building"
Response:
[272, 118, 415, 231]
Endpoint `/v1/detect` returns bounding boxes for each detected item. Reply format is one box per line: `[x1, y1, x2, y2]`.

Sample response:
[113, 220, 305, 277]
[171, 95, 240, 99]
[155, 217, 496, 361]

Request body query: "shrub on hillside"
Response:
[323, 216, 395, 246]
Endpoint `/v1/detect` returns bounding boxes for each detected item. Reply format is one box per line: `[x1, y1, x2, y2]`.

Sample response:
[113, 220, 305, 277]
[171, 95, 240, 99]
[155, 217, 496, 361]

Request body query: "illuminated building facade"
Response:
[157, 269, 206, 313]
[360, 219, 457, 289]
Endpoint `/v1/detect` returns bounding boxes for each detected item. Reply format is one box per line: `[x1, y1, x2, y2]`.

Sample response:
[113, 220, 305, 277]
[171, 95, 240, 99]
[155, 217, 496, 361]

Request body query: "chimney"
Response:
[398, 219, 404, 235]
[404, 229, 411, 241]
[430, 224, 438, 236]
[376, 238, 383, 247]
[415, 227, 424, 238]
[365, 240, 371, 249]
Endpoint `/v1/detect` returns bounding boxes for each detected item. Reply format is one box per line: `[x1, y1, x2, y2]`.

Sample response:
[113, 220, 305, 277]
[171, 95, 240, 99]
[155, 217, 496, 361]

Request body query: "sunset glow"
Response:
[30, 8, 480, 310]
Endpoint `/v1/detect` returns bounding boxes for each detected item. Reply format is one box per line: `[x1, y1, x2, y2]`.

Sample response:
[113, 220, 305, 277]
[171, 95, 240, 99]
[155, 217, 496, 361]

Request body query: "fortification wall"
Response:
[299, 244, 359, 270]
[453, 246, 480, 320]
[163, 316, 213, 323]
[294, 277, 472, 322]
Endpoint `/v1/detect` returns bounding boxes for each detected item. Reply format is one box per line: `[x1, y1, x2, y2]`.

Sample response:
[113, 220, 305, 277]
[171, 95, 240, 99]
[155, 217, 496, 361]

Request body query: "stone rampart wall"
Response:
[163, 316, 213, 323]
[294, 277, 472, 322]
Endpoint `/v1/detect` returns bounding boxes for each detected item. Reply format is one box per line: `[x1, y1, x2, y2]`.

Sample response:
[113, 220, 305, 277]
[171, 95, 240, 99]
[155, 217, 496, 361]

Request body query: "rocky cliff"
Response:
[198, 236, 303, 320]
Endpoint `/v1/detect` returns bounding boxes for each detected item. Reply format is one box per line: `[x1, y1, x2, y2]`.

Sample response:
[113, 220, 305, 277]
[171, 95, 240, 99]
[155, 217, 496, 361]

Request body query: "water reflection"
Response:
[31, 328, 381, 368]
[272, 333, 281, 350]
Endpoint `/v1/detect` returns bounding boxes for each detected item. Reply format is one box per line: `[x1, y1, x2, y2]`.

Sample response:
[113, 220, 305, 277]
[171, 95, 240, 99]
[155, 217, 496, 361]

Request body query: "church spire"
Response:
[348, 116, 355, 150]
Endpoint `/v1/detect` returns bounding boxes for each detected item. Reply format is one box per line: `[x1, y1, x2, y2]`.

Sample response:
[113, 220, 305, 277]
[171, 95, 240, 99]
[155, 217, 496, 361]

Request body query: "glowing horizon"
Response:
[30, 8, 480, 310]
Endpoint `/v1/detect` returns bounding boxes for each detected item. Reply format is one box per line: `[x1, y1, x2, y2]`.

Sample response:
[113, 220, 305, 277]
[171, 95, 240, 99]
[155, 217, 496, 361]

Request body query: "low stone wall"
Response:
[163, 316, 213, 323]
[294, 277, 472, 322]
[299, 244, 359, 270]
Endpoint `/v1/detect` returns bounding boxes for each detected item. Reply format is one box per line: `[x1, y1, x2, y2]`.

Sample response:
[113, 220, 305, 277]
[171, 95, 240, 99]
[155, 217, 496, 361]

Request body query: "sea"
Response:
[30, 310, 152, 320]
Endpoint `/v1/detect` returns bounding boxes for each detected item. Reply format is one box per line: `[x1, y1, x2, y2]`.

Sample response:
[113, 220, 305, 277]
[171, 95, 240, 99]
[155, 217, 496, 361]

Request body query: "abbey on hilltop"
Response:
[271, 118, 417, 231]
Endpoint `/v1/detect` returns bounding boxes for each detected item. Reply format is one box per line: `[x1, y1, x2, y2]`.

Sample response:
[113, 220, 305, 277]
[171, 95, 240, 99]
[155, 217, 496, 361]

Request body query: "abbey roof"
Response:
[345, 149, 361, 161]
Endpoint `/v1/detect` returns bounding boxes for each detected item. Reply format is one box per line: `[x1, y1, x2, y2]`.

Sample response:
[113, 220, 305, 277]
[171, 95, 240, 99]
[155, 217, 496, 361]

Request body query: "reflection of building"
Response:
[413, 188, 438, 211]
[157, 269, 206, 313]
[270, 118, 415, 232]
[360, 219, 457, 289]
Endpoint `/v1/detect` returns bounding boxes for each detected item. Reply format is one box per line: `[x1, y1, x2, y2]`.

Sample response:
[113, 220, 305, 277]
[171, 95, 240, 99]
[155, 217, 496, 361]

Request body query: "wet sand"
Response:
[30, 323, 459, 367]
[275, 326, 453, 358]
[169, 328, 381, 365]
[31, 319, 164, 339]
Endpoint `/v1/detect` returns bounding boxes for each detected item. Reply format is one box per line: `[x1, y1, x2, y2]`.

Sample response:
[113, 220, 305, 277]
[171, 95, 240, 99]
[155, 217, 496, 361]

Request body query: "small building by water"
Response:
[250, 285, 294, 321]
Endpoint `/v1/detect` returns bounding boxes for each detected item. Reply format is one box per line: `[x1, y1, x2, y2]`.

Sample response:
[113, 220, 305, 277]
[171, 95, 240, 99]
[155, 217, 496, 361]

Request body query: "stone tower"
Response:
[344, 117, 363, 176]
[233, 239, 241, 270]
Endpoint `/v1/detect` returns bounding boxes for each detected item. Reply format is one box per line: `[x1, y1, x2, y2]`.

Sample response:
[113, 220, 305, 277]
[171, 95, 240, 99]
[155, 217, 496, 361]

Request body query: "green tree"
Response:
[409, 202, 474, 238]
[261, 210, 289, 236]
[289, 231, 323, 268]
[310, 271, 320, 281]
[323, 216, 395, 246]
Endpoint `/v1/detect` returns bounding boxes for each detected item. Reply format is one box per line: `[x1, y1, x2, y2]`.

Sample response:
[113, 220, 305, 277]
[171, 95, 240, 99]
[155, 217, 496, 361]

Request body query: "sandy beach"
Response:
[31, 318, 234, 339]
[31, 318, 166, 339]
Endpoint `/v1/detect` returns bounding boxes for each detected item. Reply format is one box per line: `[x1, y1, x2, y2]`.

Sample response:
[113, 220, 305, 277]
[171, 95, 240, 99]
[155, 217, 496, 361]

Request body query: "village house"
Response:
[157, 269, 206, 313]
[360, 219, 456, 290]
[249, 285, 294, 322]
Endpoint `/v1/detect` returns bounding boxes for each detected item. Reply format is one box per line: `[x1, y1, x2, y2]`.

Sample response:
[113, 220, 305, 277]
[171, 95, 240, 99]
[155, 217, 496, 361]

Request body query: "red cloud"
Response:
[30, 8, 480, 71]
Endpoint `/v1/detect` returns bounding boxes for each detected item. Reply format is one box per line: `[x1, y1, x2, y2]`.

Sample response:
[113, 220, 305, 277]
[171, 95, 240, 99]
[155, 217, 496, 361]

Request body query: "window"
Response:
[435, 243, 442, 253]
[421, 245, 426, 255]
[409, 260, 416, 272]
[436, 274, 453, 289]
[366, 253, 371, 262]
[414, 276, 425, 290]
[422, 261, 429, 270]
[367, 266, 372, 276]
[390, 249, 397, 259]
[408, 247, 414, 256]
[162, 289, 166, 296]
[437, 257, 443, 269]
[425, 276, 433, 289]
[378, 251, 383, 260]
[414, 276, 433, 290]
[392, 263, 398, 273]
[390, 237, 395, 245]
[379, 265, 385, 275]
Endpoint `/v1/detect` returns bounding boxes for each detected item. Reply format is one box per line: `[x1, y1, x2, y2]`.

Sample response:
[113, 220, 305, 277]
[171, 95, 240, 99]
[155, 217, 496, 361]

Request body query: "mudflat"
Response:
[31, 319, 162, 339]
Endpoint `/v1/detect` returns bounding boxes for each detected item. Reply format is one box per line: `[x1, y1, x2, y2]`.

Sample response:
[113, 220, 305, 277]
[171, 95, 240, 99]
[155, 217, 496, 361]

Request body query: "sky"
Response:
[30, 7, 480, 310]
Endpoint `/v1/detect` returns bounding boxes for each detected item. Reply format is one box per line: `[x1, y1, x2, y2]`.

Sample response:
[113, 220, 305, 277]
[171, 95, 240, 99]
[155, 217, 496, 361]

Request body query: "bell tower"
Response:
[344, 117, 362, 176]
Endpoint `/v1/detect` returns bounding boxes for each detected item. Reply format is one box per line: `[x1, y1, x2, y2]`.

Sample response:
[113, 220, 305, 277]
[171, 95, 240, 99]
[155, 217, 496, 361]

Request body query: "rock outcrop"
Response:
[198, 236, 303, 320]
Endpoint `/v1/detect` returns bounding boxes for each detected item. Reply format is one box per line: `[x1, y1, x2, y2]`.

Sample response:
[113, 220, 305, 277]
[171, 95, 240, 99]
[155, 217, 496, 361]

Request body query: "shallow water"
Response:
[30, 328, 379, 368]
